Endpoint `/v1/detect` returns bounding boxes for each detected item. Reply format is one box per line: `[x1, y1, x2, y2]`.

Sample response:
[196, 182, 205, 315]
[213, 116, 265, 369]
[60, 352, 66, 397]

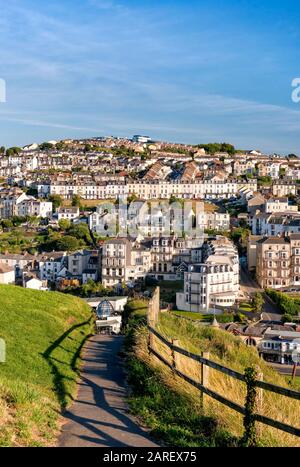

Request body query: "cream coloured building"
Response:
[176, 237, 239, 313]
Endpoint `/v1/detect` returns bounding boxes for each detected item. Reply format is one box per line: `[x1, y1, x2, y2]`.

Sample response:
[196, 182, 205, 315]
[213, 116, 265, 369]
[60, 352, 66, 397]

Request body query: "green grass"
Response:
[127, 348, 238, 447]
[238, 302, 254, 312]
[172, 310, 204, 320]
[172, 310, 245, 323]
[285, 376, 300, 391]
[0, 285, 93, 446]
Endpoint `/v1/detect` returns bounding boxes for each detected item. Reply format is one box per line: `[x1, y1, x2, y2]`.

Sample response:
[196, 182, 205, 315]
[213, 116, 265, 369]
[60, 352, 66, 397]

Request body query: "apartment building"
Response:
[251, 212, 300, 236]
[176, 237, 239, 313]
[256, 236, 292, 289]
[272, 181, 297, 197]
[37, 249, 100, 284]
[0, 189, 27, 218]
[257, 162, 284, 179]
[39, 179, 258, 201]
[17, 197, 52, 218]
[265, 197, 297, 213]
[38, 252, 68, 282]
[101, 238, 134, 287]
[233, 159, 256, 176]
[101, 236, 204, 285]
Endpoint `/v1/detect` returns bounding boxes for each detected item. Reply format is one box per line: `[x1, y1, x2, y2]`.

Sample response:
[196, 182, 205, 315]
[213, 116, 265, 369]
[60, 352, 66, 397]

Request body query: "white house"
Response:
[57, 206, 80, 222]
[24, 277, 48, 291]
[0, 265, 15, 284]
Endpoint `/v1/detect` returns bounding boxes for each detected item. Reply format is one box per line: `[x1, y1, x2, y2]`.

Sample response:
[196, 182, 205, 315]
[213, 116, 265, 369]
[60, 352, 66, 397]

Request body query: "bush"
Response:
[266, 289, 299, 316]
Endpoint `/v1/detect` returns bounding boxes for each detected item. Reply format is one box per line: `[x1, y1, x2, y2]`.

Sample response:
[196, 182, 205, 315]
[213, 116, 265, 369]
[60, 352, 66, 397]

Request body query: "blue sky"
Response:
[0, 0, 300, 153]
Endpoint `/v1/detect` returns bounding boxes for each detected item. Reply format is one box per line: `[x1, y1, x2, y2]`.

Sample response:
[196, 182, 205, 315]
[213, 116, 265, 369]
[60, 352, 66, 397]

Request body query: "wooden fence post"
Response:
[242, 366, 258, 447]
[147, 287, 160, 353]
[200, 351, 210, 412]
[171, 339, 179, 369]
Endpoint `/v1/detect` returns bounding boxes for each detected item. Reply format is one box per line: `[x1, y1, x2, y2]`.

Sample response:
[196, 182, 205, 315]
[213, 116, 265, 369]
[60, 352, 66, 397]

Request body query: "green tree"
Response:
[49, 194, 63, 211]
[6, 147, 22, 156]
[71, 194, 82, 208]
[252, 292, 264, 314]
[58, 218, 71, 231]
[56, 141, 66, 151]
[39, 142, 54, 151]
[84, 144, 93, 152]
[257, 176, 272, 186]
[68, 223, 92, 245]
[1, 219, 13, 229]
[27, 216, 40, 227]
[279, 168, 286, 178]
[56, 235, 80, 251]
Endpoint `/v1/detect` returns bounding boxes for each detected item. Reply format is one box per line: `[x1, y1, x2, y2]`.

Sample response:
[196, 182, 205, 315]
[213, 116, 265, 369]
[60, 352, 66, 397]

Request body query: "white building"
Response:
[24, 277, 48, 291]
[85, 296, 128, 312]
[57, 206, 80, 222]
[132, 135, 152, 144]
[265, 198, 297, 214]
[17, 197, 52, 218]
[0, 265, 15, 284]
[41, 179, 258, 201]
[259, 328, 300, 364]
[176, 237, 239, 313]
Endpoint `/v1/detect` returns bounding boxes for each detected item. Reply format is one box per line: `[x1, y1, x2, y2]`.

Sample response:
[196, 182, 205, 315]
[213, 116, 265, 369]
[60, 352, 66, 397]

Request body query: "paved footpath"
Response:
[58, 334, 158, 447]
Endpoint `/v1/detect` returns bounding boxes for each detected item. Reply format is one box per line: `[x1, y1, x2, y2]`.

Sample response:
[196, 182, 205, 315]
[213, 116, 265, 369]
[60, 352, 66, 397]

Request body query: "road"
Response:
[58, 334, 158, 447]
[239, 266, 282, 322]
[269, 362, 300, 377]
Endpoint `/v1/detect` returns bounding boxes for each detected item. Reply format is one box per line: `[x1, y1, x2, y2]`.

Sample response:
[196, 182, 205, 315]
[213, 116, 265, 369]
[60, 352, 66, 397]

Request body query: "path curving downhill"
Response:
[58, 334, 158, 447]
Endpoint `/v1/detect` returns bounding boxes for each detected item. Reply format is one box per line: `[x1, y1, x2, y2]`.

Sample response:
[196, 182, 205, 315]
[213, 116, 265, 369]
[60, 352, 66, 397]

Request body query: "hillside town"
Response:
[0, 136, 300, 370]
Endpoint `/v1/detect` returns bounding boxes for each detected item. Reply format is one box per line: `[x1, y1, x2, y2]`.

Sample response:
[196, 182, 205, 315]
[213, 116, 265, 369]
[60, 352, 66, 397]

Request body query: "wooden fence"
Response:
[147, 288, 300, 440]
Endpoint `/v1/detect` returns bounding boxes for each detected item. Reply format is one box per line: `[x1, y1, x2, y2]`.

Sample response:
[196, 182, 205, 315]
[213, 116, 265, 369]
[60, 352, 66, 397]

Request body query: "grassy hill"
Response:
[0, 285, 93, 446]
[124, 300, 300, 447]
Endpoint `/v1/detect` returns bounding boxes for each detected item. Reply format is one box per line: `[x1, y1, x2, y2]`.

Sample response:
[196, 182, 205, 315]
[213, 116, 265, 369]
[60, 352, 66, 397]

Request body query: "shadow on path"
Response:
[42, 317, 93, 408]
[58, 334, 158, 447]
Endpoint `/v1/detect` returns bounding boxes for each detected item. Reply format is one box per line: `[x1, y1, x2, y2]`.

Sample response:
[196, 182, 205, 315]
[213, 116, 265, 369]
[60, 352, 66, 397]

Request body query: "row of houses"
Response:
[0, 188, 52, 219]
[219, 321, 300, 365]
[0, 250, 100, 289]
[0, 234, 239, 314]
[88, 202, 230, 237]
[37, 178, 258, 200]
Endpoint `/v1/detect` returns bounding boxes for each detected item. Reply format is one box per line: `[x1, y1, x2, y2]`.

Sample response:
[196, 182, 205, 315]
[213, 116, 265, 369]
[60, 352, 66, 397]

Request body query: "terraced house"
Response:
[256, 234, 300, 289]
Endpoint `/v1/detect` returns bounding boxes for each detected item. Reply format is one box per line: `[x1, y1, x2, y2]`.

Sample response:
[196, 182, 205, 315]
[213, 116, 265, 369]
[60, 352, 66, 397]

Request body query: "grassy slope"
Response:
[125, 301, 300, 447]
[124, 302, 238, 447]
[0, 285, 93, 446]
[157, 313, 300, 447]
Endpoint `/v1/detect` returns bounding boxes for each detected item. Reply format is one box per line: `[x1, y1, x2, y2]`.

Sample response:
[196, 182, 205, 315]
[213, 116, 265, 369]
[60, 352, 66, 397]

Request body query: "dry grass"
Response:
[143, 312, 300, 447]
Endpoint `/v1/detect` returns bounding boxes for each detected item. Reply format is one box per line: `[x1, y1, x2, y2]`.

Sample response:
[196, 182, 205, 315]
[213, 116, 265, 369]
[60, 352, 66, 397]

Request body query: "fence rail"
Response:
[147, 324, 300, 438]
